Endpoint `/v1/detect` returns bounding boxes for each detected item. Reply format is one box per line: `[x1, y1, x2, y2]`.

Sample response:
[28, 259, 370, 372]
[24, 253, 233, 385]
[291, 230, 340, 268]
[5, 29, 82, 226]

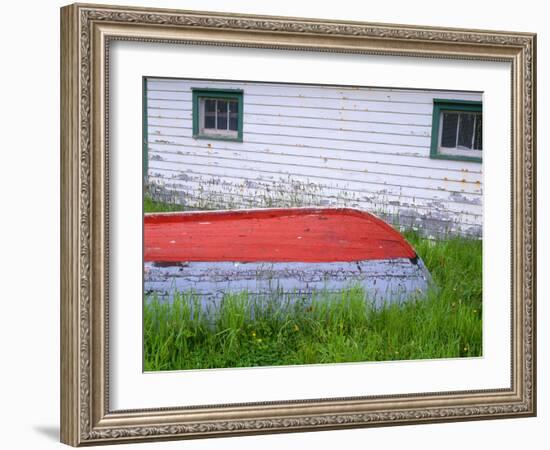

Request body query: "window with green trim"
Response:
[192, 88, 243, 141]
[430, 99, 482, 163]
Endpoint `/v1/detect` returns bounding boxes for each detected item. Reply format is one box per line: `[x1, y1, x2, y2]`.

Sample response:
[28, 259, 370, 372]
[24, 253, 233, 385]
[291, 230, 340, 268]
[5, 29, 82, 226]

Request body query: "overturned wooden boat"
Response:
[144, 207, 432, 309]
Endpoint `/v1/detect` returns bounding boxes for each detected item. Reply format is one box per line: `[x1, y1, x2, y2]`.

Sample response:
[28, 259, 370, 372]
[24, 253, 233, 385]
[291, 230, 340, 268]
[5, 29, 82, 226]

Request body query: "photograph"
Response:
[59, 3, 536, 445]
[142, 77, 483, 371]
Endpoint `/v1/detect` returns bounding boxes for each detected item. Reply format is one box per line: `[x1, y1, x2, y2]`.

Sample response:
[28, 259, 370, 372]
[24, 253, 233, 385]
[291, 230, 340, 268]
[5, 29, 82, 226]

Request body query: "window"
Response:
[192, 88, 243, 141]
[430, 99, 482, 162]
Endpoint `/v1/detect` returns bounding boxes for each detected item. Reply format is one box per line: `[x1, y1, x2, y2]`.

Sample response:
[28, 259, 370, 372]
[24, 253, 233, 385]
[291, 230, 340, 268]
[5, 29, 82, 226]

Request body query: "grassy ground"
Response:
[143, 196, 186, 213]
[143, 201, 482, 371]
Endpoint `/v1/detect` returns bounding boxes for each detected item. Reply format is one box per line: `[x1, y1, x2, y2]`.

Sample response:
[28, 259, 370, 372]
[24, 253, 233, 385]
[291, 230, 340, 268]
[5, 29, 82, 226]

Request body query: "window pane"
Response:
[441, 112, 458, 148]
[458, 113, 475, 149]
[205, 99, 216, 112]
[229, 101, 238, 113]
[204, 115, 216, 129]
[204, 99, 216, 129]
[229, 101, 239, 131]
[217, 100, 228, 129]
[474, 114, 482, 150]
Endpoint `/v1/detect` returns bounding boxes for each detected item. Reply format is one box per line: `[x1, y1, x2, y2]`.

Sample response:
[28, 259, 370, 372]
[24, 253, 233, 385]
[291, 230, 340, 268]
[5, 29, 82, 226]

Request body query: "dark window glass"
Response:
[474, 115, 482, 150]
[217, 100, 228, 130]
[204, 115, 216, 129]
[229, 101, 238, 131]
[205, 99, 216, 112]
[458, 113, 475, 149]
[204, 99, 216, 129]
[441, 112, 458, 147]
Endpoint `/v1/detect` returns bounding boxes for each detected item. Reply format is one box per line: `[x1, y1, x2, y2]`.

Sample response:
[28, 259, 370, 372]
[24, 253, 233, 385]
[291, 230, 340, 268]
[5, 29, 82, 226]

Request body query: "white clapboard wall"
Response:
[145, 78, 483, 238]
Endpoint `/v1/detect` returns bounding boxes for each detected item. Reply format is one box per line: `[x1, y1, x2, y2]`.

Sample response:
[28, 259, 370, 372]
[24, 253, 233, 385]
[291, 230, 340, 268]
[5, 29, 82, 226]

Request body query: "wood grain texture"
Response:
[144, 208, 416, 262]
[145, 77, 483, 237]
[144, 258, 431, 308]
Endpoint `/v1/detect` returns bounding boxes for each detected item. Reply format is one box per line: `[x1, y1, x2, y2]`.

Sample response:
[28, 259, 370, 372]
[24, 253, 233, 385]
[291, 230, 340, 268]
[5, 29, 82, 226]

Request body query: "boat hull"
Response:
[144, 257, 431, 310]
[143, 207, 433, 313]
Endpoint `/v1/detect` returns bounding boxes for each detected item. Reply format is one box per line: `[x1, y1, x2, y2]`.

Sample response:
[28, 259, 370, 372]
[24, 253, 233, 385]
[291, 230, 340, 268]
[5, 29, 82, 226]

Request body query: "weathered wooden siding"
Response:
[145, 78, 483, 238]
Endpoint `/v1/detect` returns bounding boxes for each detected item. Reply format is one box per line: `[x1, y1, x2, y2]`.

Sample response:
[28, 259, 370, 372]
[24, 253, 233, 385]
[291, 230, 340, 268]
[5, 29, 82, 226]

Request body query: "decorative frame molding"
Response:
[60, 3, 536, 446]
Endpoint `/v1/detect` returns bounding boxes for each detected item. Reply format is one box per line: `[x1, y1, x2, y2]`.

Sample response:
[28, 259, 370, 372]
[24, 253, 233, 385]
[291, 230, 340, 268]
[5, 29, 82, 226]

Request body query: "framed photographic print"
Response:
[60, 3, 537, 446]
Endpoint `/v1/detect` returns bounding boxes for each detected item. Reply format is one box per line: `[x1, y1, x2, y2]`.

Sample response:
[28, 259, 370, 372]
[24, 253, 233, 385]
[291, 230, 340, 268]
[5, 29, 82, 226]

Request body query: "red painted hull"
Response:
[144, 207, 416, 263]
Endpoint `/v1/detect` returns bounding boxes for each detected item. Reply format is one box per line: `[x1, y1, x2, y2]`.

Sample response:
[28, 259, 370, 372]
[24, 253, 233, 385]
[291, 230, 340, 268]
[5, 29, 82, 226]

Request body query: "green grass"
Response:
[143, 196, 186, 213]
[143, 231, 482, 371]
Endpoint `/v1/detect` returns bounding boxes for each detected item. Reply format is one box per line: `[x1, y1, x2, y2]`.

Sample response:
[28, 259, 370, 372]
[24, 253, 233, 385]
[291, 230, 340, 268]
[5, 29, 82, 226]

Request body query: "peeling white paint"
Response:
[144, 258, 433, 310]
[146, 78, 483, 238]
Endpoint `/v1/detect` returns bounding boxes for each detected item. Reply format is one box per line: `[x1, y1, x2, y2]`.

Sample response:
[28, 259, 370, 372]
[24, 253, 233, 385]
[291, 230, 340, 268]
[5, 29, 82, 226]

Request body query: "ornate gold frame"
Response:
[60, 3, 536, 446]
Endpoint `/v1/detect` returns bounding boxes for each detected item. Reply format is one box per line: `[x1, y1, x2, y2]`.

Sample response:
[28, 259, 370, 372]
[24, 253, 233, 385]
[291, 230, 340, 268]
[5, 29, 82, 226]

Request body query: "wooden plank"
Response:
[148, 115, 432, 136]
[148, 125, 431, 154]
[144, 208, 416, 262]
[147, 100, 434, 126]
[147, 174, 483, 220]
[147, 143, 483, 183]
[148, 165, 482, 207]
[149, 122, 432, 147]
[147, 90, 436, 115]
[144, 259, 432, 307]
[146, 79, 482, 104]
[148, 150, 482, 194]
[146, 139, 482, 174]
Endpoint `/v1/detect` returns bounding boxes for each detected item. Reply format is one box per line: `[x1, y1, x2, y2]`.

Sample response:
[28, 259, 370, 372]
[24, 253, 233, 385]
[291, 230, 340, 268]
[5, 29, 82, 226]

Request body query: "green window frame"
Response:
[192, 88, 244, 142]
[430, 99, 482, 163]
